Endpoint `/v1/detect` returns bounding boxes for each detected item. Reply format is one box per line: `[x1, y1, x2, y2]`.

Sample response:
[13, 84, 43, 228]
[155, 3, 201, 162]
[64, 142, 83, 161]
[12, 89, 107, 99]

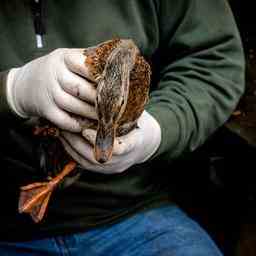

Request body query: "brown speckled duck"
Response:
[18, 38, 151, 223]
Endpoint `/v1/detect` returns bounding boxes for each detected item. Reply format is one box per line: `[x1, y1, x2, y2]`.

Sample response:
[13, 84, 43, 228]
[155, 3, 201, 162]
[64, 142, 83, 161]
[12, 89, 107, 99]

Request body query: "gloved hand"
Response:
[60, 110, 161, 174]
[6, 48, 97, 131]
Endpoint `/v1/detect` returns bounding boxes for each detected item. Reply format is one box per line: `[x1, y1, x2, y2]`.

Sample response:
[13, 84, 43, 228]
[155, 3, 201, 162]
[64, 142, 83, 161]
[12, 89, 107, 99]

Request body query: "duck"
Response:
[18, 38, 151, 223]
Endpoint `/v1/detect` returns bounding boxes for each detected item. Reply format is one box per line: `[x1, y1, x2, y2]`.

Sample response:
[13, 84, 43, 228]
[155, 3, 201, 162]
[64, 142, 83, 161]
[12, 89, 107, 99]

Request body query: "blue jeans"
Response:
[0, 205, 222, 255]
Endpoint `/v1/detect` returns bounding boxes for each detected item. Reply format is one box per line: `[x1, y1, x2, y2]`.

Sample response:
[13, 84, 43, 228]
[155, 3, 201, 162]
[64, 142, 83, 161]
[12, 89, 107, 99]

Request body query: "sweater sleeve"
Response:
[0, 70, 25, 123]
[146, 0, 245, 160]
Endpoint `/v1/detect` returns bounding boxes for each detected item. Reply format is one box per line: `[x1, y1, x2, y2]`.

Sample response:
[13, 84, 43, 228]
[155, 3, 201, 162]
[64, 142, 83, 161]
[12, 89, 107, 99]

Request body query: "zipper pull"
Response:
[36, 34, 43, 48]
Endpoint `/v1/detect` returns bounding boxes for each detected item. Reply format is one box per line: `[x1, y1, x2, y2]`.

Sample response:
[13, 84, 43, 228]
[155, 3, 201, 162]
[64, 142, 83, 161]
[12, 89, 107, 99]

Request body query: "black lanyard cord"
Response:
[31, 0, 46, 36]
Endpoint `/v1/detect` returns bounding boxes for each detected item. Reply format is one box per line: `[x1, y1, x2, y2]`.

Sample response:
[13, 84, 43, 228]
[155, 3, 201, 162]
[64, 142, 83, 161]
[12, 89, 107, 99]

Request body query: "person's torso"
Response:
[0, 0, 171, 240]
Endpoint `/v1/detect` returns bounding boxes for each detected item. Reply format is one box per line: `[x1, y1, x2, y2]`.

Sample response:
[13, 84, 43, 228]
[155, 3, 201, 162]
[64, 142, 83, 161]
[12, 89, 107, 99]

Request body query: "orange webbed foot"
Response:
[18, 161, 77, 223]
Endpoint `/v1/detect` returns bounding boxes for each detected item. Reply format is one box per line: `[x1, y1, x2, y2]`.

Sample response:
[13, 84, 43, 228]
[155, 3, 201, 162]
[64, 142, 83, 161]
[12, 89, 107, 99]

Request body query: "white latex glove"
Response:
[6, 48, 97, 132]
[60, 111, 161, 174]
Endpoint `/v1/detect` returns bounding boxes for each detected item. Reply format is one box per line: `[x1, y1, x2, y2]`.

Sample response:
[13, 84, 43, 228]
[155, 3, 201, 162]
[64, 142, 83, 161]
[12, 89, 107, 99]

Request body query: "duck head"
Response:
[94, 39, 139, 163]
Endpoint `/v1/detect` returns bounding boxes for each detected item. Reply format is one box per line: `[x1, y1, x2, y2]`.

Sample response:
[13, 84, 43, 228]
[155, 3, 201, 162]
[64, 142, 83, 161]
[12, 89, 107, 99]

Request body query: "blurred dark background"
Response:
[170, 1, 256, 255]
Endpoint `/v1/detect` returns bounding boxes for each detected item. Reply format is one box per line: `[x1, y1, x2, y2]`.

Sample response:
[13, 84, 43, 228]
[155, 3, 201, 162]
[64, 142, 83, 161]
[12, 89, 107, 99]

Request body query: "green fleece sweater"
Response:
[0, 0, 244, 240]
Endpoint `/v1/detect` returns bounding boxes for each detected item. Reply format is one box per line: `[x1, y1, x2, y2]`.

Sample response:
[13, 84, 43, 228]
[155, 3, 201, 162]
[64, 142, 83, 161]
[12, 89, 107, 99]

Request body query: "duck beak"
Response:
[94, 124, 115, 164]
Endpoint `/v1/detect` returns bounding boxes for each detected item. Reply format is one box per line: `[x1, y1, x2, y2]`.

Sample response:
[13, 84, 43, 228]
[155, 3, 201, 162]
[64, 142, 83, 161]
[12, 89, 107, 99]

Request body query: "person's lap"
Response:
[0, 205, 222, 256]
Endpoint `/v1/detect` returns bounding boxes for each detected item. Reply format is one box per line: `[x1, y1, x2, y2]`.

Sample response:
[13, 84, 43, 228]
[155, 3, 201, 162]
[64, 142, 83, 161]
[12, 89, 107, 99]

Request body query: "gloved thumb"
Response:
[64, 49, 97, 82]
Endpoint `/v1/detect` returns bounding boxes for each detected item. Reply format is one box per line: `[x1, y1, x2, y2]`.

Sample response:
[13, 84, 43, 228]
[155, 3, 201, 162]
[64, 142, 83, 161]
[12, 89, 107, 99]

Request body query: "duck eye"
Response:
[120, 97, 125, 107]
[96, 94, 101, 104]
[97, 109, 102, 120]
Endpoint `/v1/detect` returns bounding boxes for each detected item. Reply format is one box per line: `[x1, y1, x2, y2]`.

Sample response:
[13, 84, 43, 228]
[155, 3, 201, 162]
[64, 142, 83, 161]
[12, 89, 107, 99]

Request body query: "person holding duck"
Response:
[0, 0, 244, 255]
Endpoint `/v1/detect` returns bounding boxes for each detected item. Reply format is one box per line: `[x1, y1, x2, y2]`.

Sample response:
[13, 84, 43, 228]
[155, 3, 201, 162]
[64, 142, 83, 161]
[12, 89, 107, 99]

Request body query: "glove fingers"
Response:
[60, 132, 96, 164]
[60, 137, 97, 169]
[60, 133, 116, 174]
[114, 129, 139, 155]
[61, 137, 129, 174]
[82, 128, 96, 145]
[58, 69, 96, 104]
[64, 49, 96, 82]
[53, 86, 97, 120]
[45, 107, 81, 132]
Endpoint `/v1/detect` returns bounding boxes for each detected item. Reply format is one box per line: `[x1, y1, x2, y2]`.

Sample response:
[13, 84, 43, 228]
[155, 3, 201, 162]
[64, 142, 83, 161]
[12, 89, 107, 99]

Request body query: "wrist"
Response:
[146, 105, 180, 159]
[6, 68, 29, 118]
[137, 111, 161, 163]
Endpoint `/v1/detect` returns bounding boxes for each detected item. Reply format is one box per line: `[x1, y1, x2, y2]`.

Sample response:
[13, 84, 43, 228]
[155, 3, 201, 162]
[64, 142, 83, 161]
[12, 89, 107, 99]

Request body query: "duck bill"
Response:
[94, 125, 116, 164]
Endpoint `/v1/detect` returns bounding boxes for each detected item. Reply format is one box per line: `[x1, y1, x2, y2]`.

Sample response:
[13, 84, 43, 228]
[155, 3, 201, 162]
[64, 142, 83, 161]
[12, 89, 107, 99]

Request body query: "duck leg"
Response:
[18, 161, 76, 223]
